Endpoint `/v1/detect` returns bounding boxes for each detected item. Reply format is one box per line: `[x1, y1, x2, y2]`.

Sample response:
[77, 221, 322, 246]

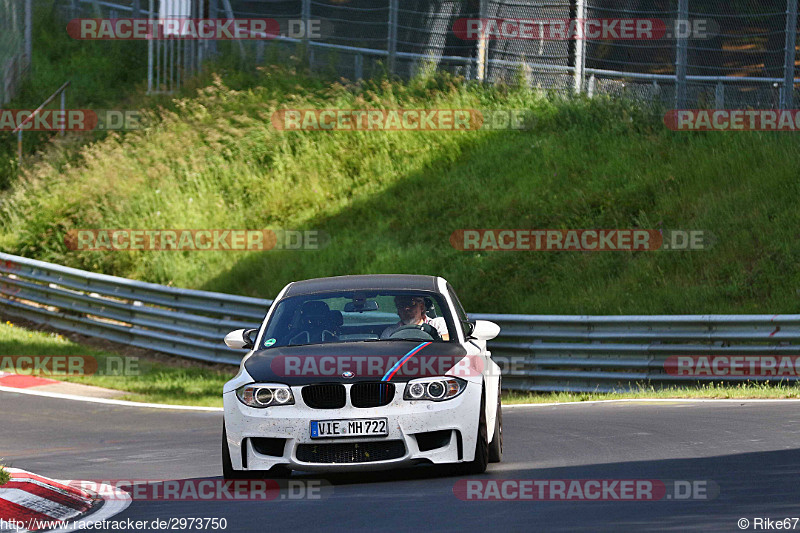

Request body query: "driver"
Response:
[381, 295, 449, 341]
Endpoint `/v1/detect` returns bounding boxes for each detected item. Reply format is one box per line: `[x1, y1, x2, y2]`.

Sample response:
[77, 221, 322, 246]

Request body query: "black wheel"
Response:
[459, 388, 489, 475]
[222, 421, 248, 480]
[489, 390, 503, 463]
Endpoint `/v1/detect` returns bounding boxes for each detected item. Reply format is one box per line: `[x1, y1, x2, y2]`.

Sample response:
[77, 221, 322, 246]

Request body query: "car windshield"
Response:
[259, 290, 455, 348]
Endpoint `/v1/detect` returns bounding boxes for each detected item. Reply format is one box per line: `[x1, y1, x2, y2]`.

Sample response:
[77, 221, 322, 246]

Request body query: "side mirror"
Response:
[224, 328, 258, 350]
[468, 320, 500, 341]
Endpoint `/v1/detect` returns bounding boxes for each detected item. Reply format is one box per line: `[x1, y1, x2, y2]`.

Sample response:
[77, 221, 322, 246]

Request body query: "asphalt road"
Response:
[3, 392, 800, 532]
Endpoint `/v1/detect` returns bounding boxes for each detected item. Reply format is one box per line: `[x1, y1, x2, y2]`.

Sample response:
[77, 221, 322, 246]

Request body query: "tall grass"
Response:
[1, 64, 799, 314]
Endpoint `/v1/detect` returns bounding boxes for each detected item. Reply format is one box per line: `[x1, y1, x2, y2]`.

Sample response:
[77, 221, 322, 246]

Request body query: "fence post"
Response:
[715, 81, 724, 109]
[675, 0, 688, 109]
[147, 0, 154, 93]
[388, 0, 398, 75]
[132, 0, 141, 18]
[302, 0, 310, 45]
[476, 0, 488, 81]
[208, 0, 217, 57]
[573, 0, 585, 93]
[781, 0, 798, 109]
[24, 0, 32, 77]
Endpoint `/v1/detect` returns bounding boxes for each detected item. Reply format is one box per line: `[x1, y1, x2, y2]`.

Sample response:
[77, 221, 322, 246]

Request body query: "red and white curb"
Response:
[0, 469, 130, 532]
[0, 373, 58, 390]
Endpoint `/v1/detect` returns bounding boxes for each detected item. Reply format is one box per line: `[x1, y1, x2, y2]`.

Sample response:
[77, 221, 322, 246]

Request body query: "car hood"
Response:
[243, 341, 469, 385]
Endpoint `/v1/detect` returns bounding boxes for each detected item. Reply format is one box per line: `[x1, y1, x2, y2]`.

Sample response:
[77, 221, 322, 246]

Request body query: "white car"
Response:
[222, 275, 501, 477]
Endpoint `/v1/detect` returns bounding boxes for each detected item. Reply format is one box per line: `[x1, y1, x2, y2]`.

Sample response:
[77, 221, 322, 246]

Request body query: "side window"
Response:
[446, 283, 472, 339]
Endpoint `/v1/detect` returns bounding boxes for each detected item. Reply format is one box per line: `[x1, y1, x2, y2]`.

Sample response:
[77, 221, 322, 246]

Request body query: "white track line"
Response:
[0, 385, 222, 412]
[505, 398, 800, 408]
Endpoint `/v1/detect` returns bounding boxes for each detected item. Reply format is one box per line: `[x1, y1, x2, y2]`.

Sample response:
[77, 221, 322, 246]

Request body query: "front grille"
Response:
[302, 384, 346, 409]
[296, 440, 406, 464]
[350, 382, 395, 408]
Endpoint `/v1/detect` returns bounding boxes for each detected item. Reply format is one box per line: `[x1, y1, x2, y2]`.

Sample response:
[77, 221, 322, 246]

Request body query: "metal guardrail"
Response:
[1, 252, 799, 391]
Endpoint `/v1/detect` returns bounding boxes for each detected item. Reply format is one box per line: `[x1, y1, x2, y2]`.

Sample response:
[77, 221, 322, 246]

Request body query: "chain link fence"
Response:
[0, 0, 32, 106]
[57, 0, 800, 108]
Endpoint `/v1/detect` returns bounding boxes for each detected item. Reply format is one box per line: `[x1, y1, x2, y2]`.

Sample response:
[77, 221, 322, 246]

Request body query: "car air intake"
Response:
[250, 438, 286, 457]
[414, 430, 452, 452]
[302, 384, 346, 409]
[350, 382, 395, 408]
[296, 440, 406, 463]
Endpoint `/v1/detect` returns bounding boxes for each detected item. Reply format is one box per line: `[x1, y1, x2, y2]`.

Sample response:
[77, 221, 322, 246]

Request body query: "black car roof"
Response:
[283, 274, 439, 297]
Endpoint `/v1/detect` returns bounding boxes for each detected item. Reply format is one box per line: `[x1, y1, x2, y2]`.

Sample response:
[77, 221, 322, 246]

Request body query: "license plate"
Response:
[310, 418, 388, 438]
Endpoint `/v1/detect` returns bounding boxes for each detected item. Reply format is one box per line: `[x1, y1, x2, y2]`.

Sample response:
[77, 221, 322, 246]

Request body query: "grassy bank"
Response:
[1, 64, 799, 315]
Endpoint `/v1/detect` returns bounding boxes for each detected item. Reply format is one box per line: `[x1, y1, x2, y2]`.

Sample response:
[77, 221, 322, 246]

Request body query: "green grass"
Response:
[0, 1, 150, 189]
[0, 320, 231, 406]
[502, 382, 800, 404]
[1, 63, 799, 315]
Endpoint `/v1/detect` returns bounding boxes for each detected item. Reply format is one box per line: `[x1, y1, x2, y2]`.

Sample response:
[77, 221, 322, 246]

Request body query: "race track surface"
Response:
[3, 392, 799, 532]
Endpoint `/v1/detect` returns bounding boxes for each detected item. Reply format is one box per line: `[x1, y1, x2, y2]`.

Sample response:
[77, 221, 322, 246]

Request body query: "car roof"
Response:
[283, 274, 439, 297]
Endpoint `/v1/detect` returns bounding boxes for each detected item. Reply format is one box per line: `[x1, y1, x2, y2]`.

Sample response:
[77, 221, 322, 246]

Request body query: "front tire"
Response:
[489, 391, 503, 463]
[459, 388, 489, 475]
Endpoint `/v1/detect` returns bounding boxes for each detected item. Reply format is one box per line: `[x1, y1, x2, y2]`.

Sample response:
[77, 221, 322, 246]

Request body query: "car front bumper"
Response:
[223, 380, 481, 473]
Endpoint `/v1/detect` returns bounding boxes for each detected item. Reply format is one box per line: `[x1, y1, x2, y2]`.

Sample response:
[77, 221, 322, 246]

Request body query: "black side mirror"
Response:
[243, 328, 258, 349]
[464, 321, 476, 338]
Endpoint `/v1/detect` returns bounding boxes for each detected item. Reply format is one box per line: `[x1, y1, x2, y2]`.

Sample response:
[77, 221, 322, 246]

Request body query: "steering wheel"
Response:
[388, 324, 440, 341]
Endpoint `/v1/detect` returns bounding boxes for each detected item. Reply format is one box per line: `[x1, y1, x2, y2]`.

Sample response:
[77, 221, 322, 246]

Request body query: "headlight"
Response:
[403, 377, 466, 401]
[236, 383, 295, 408]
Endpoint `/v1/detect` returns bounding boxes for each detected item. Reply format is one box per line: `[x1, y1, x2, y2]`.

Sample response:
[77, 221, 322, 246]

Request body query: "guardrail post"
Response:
[355, 53, 364, 80]
[387, 0, 398, 75]
[675, 0, 688, 109]
[781, 0, 798, 109]
[476, 0, 488, 81]
[573, 0, 586, 93]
